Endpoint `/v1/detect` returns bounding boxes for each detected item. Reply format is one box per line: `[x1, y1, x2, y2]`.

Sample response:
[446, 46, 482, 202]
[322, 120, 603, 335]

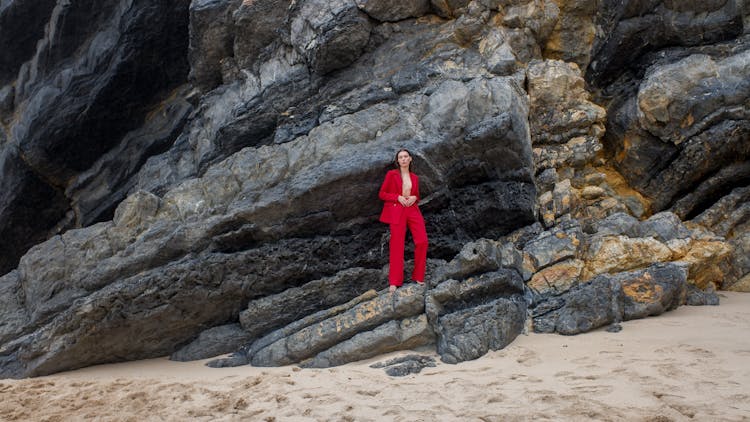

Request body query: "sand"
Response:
[1, 292, 749, 422]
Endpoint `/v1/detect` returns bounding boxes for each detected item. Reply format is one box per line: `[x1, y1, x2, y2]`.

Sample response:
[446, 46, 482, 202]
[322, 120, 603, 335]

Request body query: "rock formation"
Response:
[0, 0, 747, 378]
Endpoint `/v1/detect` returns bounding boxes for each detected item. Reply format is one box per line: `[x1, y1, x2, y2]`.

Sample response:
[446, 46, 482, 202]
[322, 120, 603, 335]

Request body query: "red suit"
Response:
[379, 169, 428, 286]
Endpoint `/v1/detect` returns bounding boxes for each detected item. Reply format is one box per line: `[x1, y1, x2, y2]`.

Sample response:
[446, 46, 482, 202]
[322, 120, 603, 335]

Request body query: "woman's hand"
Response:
[397, 195, 409, 206]
[405, 196, 417, 207]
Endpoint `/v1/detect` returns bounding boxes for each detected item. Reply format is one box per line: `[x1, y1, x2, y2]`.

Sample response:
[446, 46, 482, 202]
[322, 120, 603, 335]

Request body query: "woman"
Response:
[379, 149, 428, 293]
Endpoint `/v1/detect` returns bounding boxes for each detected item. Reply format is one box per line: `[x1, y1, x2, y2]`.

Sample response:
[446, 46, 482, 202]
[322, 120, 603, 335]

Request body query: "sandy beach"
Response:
[2, 292, 748, 421]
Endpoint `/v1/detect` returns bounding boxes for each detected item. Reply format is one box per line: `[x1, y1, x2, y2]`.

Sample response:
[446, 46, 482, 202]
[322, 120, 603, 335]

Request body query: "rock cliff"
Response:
[0, 0, 747, 378]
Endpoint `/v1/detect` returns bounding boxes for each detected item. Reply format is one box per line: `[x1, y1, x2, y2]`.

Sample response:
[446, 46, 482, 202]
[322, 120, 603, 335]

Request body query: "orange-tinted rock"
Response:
[528, 259, 584, 296]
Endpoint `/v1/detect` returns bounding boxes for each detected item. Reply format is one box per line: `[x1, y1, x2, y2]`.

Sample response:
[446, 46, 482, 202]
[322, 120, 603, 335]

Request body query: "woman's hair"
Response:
[394, 148, 412, 172]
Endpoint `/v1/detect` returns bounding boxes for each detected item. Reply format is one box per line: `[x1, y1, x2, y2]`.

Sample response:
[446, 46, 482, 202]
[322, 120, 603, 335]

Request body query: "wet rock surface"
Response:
[0, 1, 747, 378]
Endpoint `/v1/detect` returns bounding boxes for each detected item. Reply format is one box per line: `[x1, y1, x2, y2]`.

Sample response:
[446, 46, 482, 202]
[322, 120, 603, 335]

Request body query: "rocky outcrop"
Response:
[533, 262, 689, 335]
[0, 9, 538, 375]
[592, 19, 750, 289]
[209, 253, 527, 369]
[0, 0, 747, 378]
[250, 285, 426, 366]
[426, 270, 526, 364]
[605, 48, 750, 215]
[0, 0, 191, 275]
[690, 186, 750, 291]
[171, 323, 254, 362]
[587, 0, 744, 86]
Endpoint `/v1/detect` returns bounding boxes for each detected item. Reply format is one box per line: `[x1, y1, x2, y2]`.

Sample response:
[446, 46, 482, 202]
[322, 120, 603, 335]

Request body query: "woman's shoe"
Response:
[389, 285, 397, 293]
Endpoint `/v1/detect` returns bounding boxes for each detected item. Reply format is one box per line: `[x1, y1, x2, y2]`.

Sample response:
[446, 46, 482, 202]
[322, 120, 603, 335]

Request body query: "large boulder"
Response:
[533, 263, 689, 335]
[426, 270, 527, 364]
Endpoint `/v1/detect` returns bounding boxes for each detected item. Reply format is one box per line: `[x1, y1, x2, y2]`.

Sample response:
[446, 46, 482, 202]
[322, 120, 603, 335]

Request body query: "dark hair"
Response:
[394, 148, 412, 172]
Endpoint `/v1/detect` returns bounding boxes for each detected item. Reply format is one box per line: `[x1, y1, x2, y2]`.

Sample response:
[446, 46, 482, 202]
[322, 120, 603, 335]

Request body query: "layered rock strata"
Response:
[0, 0, 747, 378]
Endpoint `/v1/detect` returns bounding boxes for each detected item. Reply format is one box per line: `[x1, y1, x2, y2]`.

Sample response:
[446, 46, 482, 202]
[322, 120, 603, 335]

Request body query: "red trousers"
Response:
[389, 206, 428, 286]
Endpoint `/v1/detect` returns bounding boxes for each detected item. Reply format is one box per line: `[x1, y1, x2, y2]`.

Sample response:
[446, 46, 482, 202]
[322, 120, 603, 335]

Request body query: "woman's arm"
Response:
[379, 171, 400, 202]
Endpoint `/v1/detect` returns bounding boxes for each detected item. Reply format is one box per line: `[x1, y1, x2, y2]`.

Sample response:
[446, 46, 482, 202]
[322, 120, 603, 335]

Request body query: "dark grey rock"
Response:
[232, 0, 292, 70]
[602, 96, 677, 190]
[686, 284, 721, 306]
[0, 0, 57, 86]
[643, 121, 748, 213]
[249, 284, 425, 366]
[243, 290, 381, 360]
[523, 224, 582, 271]
[370, 354, 437, 376]
[0, 0, 190, 274]
[239, 268, 384, 339]
[605, 323, 622, 333]
[485, 39, 517, 76]
[691, 185, 750, 237]
[587, 0, 744, 86]
[536, 168, 559, 193]
[205, 352, 249, 368]
[0, 271, 29, 346]
[301, 315, 434, 368]
[532, 263, 689, 335]
[390, 65, 432, 94]
[439, 239, 503, 282]
[65, 88, 194, 226]
[290, 0, 372, 74]
[620, 263, 688, 320]
[426, 270, 526, 364]
[355, 0, 430, 22]
[170, 323, 253, 362]
[637, 212, 692, 242]
[671, 162, 750, 221]
[0, 251, 258, 378]
[188, 0, 240, 91]
[12, 0, 190, 183]
[532, 272, 619, 335]
[588, 212, 639, 237]
[0, 85, 14, 114]
[0, 149, 68, 275]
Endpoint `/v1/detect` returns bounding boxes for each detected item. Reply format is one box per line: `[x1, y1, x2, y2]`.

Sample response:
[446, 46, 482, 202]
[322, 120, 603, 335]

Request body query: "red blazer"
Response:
[379, 169, 420, 224]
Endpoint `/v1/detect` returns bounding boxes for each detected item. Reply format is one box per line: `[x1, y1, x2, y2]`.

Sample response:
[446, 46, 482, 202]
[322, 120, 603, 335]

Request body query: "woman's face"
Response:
[397, 151, 412, 169]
